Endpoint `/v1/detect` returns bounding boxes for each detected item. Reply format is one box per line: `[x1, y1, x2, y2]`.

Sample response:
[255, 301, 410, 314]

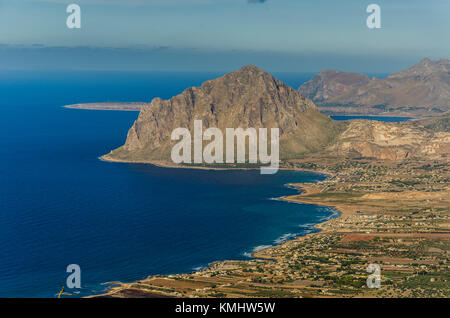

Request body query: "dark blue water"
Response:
[331, 115, 412, 122]
[0, 71, 338, 298]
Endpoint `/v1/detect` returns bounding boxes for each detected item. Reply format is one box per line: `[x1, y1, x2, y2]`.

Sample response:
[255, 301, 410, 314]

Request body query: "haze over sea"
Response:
[0, 71, 399, 298]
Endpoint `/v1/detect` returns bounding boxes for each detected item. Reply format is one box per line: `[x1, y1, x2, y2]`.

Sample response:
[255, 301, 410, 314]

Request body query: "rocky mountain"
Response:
[298, 58, 450, 117]
[102, 65, 343, 164]
[298, 70, 371, 104]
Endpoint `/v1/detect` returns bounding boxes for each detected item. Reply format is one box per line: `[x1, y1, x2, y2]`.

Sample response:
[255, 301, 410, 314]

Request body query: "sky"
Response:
[0, 0, 449, 73]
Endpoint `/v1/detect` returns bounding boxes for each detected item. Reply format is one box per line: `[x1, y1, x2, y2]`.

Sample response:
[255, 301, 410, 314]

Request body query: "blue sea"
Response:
[0, 71, 344, 298]
[331, 115, 412, 122]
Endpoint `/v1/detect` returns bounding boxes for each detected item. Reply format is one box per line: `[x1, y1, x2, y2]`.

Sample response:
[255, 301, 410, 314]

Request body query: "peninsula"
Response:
[64, 102, 147, 111]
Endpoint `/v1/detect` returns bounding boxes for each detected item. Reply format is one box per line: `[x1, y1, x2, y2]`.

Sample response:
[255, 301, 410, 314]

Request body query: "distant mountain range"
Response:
[298, 58, 450, 117]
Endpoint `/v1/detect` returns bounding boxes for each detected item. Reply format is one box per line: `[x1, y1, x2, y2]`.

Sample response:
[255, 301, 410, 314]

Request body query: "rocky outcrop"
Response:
[103, 65, 344, 164]
[328, 114, 450, 160]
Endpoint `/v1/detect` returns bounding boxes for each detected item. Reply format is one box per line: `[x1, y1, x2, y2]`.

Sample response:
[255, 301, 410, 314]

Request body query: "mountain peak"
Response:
[226, 64, 275, 81]
[389, 57, 450, 79]
[198, 64, 289, 97]
[237, 64, 265, 73]
[419, 57, 432, 65]
[298, 69, 370, 102]
[318, 69, 340, 75]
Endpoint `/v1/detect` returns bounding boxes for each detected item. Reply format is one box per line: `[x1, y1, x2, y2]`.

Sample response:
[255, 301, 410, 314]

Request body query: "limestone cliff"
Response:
[327, 114, 450, 160]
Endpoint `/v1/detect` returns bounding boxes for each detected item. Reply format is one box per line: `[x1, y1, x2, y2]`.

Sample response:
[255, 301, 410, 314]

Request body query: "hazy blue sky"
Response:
[0, 0, 449, 72]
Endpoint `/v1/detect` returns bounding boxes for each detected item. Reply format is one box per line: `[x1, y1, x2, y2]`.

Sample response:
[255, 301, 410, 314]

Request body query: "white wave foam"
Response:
[298, 223, 315, 228]
[253, 245, 273, 252]
[273, 233, 297, 244]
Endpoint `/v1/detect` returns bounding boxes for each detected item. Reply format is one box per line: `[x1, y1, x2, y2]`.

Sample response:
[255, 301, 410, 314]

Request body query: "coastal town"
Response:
[96, 154, 449, 298]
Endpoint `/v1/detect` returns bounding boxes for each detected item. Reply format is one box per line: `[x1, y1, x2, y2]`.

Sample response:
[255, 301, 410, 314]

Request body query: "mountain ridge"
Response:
[298, 58, 450, 117]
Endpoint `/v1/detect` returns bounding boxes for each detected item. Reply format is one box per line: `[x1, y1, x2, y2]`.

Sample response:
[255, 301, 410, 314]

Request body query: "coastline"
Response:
[100, 154, 331, 176]
[250, 183, 344, 261]
[90, 158, 346, 298]
[93, 126, 450, 298]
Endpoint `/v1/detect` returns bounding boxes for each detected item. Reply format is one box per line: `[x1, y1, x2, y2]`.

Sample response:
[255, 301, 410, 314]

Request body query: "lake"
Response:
[331, 115, 413, 122]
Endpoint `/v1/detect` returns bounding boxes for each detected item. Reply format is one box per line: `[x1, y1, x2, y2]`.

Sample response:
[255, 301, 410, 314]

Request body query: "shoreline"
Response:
[90, 158, 346, 298]
[250, 183, 345, 261]
[100, 154, 331, 176]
